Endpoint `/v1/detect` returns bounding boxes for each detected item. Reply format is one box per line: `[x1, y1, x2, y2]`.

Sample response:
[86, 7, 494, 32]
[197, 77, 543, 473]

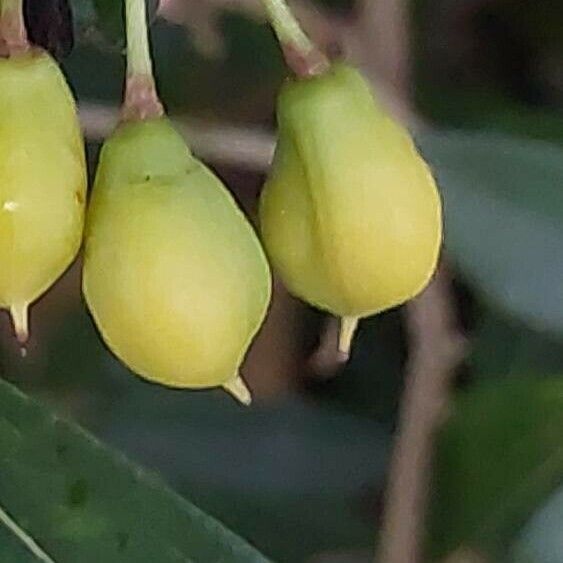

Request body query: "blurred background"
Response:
[2, 0, 563, 561]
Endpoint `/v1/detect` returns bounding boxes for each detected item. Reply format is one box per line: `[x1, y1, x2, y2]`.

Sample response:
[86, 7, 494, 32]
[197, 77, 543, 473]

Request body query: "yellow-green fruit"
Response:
[83, 118, 271, 403]
[0, 51, 87, 342]
[259, 63, 442, 354]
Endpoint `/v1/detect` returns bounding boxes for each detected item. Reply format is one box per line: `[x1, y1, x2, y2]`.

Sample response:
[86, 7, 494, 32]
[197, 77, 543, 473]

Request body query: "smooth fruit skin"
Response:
[0, 51, 87, 341]
[259, 63, 442, 351]
[83, 118, 271, 400]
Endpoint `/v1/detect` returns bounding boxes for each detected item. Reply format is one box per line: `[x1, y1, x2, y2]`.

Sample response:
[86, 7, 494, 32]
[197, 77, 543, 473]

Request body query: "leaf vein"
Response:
[0, 503, 56, 563]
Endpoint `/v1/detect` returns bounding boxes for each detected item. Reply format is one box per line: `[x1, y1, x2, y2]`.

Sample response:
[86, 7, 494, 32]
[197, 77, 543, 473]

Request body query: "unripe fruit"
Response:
[0, 51, 86, 342]
[259, 63, 442, 353]
[83, 118, 271, 403]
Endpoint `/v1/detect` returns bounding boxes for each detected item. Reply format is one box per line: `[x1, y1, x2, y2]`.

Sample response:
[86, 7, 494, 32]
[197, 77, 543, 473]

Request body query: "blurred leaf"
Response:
[102, 385, 390, 562]
[70, 0, 111, 43]
[3, 295, 389, 562]
[471, 309, 563, 379]
[428, 379, 563, 560]
[417, 86, 563, 146]
[6, 284, 389, 562]
[418, 130, 563, 336]
[0, 377, 270, 562]
[510, 484, 563, 563]
[91, 0, 123, 40]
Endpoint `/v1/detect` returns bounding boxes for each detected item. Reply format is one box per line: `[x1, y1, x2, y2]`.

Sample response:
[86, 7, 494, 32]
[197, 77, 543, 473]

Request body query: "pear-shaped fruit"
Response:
[0, 51, 87, 342]
[83, 118, 271, 403]
[259, 63, 442, 354]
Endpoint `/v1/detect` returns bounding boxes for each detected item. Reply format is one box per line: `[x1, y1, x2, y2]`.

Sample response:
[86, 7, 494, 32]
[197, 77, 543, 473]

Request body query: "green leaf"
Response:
[416, 85, 563, 146]
[91, 0, 124, 40]
[3, 296, 390, 562]
[470, 309, 563, 379]
[104, 386, 389, 562]
[428, 379, 563, 560]
[418, 131, 563, 336]
[0, 377, 270, 563]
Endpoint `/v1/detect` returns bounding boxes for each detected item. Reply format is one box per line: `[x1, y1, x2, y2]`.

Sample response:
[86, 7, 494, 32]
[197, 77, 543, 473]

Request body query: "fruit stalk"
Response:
[0, 0, 29, 56]
[122, 0, 163, 121]
[259, 0, 329, 77]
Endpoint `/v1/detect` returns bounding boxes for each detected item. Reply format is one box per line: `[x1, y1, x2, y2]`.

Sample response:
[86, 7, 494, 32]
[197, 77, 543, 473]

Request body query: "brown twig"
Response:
[0, 0, 30, 56]
[377, 268, 467, 563]
[354, 0, 412, 106]
[79, 103, 275, 169]
[308, 317, 349, 377]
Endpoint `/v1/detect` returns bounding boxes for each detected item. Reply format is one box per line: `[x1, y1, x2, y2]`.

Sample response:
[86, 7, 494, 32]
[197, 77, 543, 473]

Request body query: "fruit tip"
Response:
[338, 316, 359, 359]
[10, 303, 29, 346]
[223, 374, 252, 406]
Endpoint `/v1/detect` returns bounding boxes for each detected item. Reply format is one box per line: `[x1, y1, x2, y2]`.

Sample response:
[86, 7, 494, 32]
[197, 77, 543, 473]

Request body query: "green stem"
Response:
[260, 0, 329, 77]
[125, 0, 153, 78]
[0, 0, 29, 56]
[261, 0, 313, 56]
[122, 0, 163, 121]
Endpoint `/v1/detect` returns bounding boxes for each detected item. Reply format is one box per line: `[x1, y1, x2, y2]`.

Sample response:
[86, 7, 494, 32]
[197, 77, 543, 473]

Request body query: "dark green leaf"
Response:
[416, 86, 563, 146]
[103, 385, 390, 562]
[470, 309, 563, 379]
[428, 379, 563, 560]
[3, 292, 390, 562]
[418, 131, 563, 336]
[0, 377, 270, 563]
[91, 0, 123, 41]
